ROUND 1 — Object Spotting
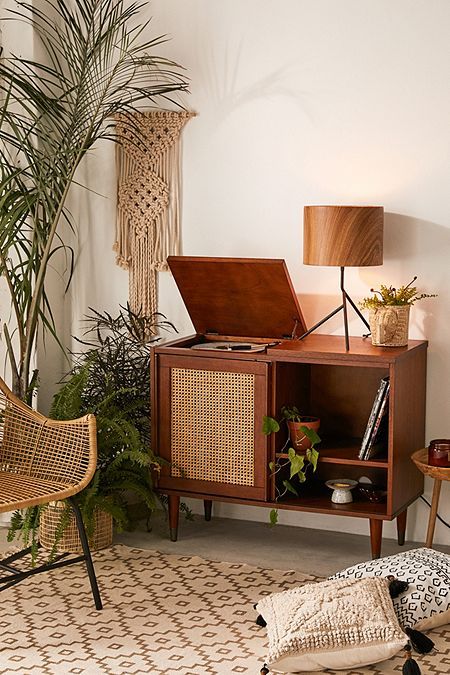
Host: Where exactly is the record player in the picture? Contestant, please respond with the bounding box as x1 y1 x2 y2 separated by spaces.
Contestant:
162 255 307 351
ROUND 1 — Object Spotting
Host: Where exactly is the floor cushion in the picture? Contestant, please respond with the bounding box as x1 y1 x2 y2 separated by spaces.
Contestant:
256 576 406 672
330 547 450 631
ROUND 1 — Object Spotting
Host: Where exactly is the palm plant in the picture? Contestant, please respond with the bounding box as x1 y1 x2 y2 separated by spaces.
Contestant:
0 0 188 401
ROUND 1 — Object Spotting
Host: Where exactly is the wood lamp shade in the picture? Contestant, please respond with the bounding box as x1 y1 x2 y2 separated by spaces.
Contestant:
300 205 384 351
303 206 384 267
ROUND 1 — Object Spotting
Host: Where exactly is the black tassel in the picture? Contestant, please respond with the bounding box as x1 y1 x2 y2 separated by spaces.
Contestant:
402 643 421 674
256 614 267 627
387 575 409 598
260 664 269 674
404 626 435 654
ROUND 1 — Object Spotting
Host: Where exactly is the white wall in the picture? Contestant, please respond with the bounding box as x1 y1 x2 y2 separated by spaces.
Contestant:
63 1 450 543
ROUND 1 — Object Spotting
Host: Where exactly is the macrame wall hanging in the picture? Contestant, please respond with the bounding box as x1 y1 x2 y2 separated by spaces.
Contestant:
114 110 195 317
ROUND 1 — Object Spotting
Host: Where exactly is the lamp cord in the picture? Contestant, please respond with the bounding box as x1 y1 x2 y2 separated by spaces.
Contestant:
420 495 450 529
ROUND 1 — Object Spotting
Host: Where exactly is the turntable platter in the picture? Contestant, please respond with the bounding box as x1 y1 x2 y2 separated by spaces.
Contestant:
191 341 267 353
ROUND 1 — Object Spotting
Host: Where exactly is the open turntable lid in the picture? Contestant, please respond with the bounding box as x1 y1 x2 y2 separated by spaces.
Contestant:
167 256 307 339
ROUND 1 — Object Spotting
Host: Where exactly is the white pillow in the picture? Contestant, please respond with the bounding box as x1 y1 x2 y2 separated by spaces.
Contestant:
256 576 405 672
330 547 450 631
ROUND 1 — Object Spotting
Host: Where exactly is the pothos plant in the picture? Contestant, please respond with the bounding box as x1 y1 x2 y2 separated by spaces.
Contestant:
262 411 321 526
360 276 436 310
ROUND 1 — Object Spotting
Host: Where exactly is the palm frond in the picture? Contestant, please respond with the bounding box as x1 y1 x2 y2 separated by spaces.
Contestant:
0 0 187 398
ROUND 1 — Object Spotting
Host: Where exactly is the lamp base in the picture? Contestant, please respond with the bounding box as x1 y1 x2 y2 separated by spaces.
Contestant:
299 267 370 351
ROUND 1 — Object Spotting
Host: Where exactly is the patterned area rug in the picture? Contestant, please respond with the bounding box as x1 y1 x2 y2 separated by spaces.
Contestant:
0 544 449 674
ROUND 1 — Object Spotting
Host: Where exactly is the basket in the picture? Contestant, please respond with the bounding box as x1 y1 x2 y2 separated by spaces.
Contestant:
369 305 410 347
40 501 113 553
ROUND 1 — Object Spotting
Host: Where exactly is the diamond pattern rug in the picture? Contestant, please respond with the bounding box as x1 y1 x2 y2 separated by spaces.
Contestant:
0 544 449 674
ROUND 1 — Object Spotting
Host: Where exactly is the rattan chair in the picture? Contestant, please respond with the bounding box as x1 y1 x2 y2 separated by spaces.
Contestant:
0 376 102 609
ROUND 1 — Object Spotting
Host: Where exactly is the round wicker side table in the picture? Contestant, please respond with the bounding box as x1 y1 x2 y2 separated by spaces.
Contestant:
412 448 450 548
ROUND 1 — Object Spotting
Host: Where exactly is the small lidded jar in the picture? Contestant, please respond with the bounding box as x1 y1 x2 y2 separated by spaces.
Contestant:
428 439 450 467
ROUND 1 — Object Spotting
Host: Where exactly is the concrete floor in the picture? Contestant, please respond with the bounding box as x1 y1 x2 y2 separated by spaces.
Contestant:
2 512 449 577
117 512 450 577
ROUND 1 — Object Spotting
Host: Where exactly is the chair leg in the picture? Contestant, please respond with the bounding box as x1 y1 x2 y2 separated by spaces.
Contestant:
69 498 103 610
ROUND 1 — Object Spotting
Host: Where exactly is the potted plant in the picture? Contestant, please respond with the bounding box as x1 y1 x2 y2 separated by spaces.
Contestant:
280 405 320 451
262 409 321 525
360 277 436 347
8 305 174 559
0 0 187 401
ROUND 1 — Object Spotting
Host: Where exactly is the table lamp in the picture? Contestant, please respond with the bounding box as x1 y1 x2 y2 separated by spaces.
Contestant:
300 205 384 350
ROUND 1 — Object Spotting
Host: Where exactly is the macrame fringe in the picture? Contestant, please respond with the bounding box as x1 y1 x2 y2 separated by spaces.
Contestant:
129 227 157 319
115 110 195 317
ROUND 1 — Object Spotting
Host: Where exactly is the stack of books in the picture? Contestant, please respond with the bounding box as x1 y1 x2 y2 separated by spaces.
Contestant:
358 376 390 460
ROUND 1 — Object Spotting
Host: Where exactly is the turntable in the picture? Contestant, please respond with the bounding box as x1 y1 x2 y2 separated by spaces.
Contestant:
165 255 306 344
191 341 268 353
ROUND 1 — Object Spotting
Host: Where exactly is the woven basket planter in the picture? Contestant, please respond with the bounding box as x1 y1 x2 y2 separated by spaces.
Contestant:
369 305 410 347
40 502 113 553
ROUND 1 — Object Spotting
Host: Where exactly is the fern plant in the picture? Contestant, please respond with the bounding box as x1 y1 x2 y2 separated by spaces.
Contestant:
8 305 174 557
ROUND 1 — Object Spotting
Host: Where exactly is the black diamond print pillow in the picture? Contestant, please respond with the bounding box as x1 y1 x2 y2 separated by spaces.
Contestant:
330 547 450 631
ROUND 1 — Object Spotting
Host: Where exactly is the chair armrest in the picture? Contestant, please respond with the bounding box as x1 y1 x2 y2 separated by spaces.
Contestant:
0 378 97 491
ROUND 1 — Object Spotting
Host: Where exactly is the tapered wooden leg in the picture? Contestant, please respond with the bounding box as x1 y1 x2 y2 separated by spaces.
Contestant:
168 495 180 542
369 518 383 559
396 509 407 546
426 479 442 548
204 500 212 521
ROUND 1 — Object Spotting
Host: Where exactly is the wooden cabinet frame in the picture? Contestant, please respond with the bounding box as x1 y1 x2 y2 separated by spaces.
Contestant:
152 335 427 558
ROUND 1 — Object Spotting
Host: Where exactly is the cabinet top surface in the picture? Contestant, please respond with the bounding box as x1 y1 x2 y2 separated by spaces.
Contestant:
154 333 428 364
268 334 428 361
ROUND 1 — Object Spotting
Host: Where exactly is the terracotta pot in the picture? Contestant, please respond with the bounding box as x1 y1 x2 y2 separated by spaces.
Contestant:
287 418 320 451
369 305 410 347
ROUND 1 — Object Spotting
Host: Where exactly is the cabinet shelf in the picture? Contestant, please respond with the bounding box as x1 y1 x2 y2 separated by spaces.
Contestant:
275 493 388 517
274 474 388 517
319 439 388 467
276 438 388 467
